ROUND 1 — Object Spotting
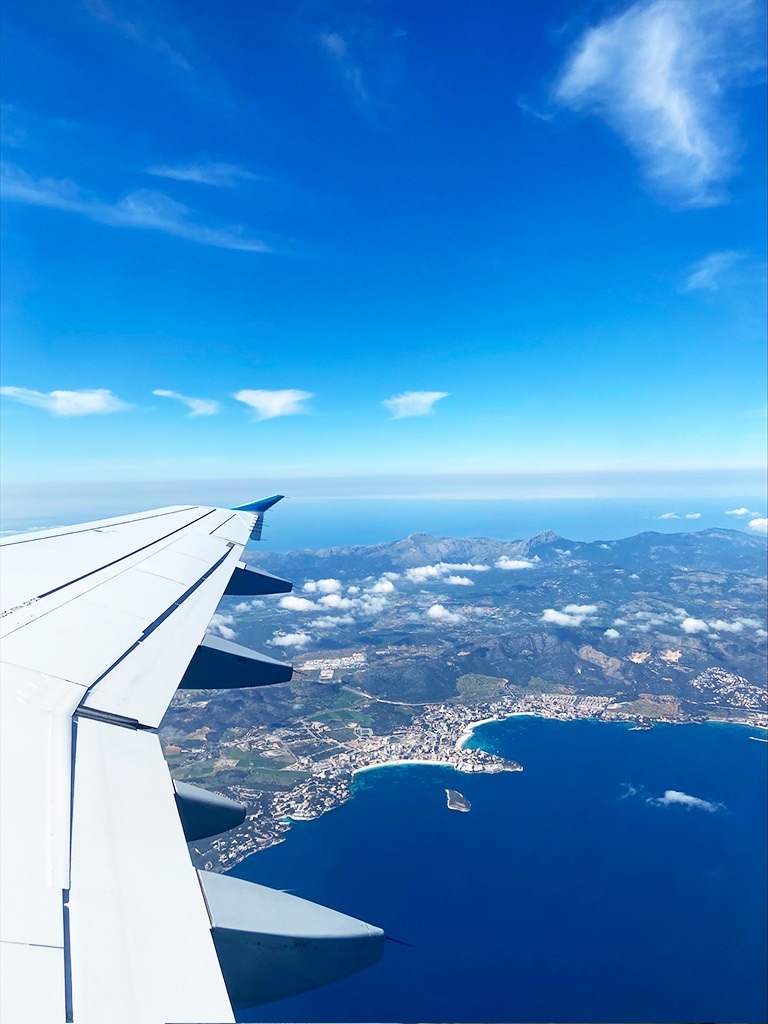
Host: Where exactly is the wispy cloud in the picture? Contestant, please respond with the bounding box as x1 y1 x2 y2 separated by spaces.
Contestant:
553 0 765 206
684 250 744 291
657 511 701 520
0 386 131 416
84 0 191 72
234 389 314 420
383 391 450 419
152 389 219 416
622 782 724 812
146 161 258 188
1 163 271 252
650 789 723 812
725 506 760 517
320 32 368 105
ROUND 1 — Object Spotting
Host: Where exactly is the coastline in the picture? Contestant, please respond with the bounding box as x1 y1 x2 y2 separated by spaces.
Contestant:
353 758 458 775
456 711 539 750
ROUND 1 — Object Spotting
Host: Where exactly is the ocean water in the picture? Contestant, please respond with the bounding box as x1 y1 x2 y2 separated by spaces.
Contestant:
2 495 765 548
232 718 767 1023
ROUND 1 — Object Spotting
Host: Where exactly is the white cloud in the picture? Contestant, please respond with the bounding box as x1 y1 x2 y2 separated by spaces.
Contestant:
367 579 395 594
543 604 598 627
303 578 342 594
382 391 450 419
658 512 679 520
84 0 191 71
0 386 131 416
270 632 312 648
320 32 368 105
207 613 236 641
725 506 759 517
147 161 258 188
381 571 400 581
650 789 722 812
313 614 356 629
554 0 764 207
445 575 474 586
684 512 702 519
684 250 744 291
495 556 535 570
564 604 598 615
406 561 489 583
318 593 355 610
709 619 744 633
234 389 314 420
279 595 319 613
426 603 464 625
1 163 271 252
604 628 621 639
681 616 709 633
747 517 768 535
152 389 219 416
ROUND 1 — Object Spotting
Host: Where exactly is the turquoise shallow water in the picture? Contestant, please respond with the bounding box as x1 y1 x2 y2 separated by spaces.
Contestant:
233 719 768 1023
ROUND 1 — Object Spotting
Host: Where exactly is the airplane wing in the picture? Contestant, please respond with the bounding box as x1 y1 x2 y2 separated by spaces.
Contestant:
0 498 384 1024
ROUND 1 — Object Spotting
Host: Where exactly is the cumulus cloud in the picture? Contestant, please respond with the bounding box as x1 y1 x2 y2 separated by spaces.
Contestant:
542 604 598 627
152 388 219 416
495 556 535 570
684 512 702 519
565 604 598 615
709 619 743 633
553 0 765 207
1 163 271 252
650 790 723 812
0 386 131 416
279 595 319 613
445 575 474 586
406 562 489 583
684 250 744 291
270 632 311 648
313 614 356 630
303 578 342 594
725 507 760 517
147 161 258 188
747 517 768 535
426 603 464 625
207 613 236 641
234 389 314 420
681 616 709 633
604 628 621 639
318 593 355 610
658 512 679 519
367 578 395 594
382 391 449 419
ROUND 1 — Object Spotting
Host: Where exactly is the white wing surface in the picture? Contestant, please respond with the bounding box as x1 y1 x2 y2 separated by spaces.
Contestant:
0 498 384 1024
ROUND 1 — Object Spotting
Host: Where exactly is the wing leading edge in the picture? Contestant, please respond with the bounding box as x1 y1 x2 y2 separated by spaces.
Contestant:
0 497 384 1024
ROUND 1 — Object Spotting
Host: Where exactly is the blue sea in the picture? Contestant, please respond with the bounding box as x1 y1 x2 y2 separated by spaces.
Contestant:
232 718 767 1023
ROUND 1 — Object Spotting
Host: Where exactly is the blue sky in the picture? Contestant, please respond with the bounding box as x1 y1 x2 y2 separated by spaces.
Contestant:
1 0 766 502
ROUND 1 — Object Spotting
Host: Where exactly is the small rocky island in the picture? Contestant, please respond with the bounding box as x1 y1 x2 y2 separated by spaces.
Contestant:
446 788 471 812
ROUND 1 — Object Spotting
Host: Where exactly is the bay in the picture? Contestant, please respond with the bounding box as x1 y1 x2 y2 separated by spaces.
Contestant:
233 718 767 1023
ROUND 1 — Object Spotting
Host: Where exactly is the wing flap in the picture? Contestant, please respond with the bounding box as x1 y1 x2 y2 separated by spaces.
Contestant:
68 718 234 1024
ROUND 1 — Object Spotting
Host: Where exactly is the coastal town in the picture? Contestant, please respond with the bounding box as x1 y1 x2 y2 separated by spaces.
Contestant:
181 688 767 872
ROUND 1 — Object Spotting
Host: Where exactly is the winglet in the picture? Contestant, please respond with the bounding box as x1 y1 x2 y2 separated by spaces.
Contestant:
232 494 284 513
